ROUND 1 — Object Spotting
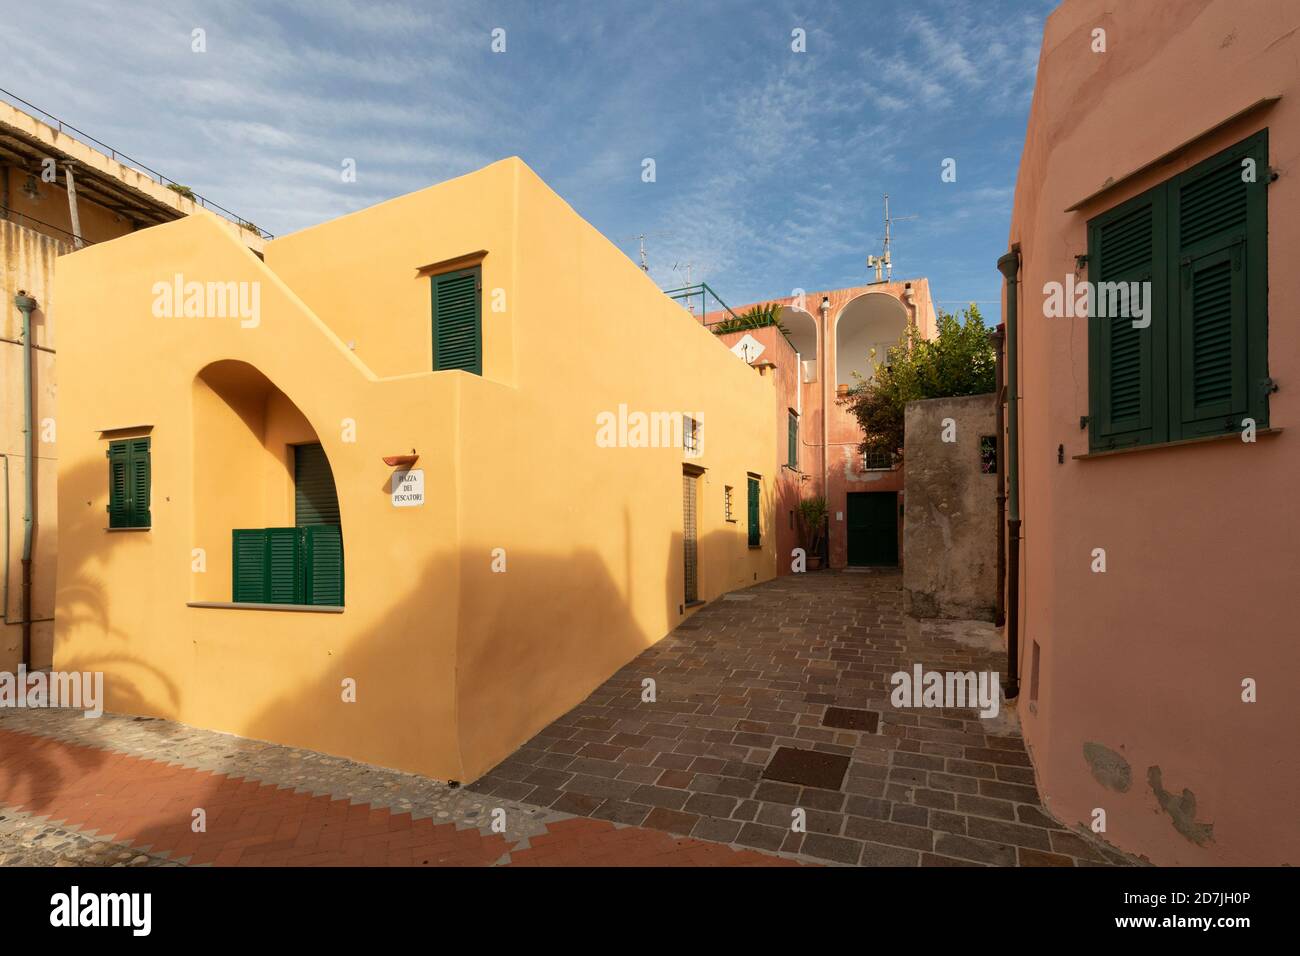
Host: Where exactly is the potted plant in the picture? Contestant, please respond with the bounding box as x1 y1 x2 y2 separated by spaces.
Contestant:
798 495 828 570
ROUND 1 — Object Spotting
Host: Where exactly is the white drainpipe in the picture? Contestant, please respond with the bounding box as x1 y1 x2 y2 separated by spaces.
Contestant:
819 295 830 499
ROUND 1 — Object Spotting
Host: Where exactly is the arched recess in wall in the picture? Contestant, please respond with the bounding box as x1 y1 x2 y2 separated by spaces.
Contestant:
780 306 818 381
833 292 910 389
191 360 344 607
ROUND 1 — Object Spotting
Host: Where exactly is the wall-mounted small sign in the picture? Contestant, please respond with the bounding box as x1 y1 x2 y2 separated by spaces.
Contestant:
391 469 425 507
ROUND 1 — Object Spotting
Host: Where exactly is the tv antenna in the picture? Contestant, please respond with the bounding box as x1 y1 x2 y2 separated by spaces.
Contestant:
620 232 673 273
867 193 917 282
671 260 694 286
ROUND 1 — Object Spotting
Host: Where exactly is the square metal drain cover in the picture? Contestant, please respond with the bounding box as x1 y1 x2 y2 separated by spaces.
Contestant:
822 707 879 733
762 747 849 790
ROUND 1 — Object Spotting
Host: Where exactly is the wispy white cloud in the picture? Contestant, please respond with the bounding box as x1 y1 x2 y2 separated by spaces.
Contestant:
862 3 1045 113
1 0 1048 307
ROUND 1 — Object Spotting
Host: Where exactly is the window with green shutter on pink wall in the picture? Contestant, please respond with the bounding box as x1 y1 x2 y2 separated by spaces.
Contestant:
1086 130 1270 452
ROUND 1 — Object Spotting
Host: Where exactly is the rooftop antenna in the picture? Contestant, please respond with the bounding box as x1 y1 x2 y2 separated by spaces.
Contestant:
671 261 696 314
868 193 917 282
619 232 673 273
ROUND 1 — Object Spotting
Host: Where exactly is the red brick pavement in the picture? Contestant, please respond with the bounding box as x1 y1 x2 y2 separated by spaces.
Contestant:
0 728 800 867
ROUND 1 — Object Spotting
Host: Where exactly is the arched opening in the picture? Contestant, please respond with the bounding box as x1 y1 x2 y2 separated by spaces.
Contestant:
192 360 343 606
834 292 910 388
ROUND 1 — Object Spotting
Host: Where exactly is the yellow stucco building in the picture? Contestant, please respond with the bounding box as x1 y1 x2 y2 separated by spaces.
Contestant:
53 157 779 783
1 94 263 674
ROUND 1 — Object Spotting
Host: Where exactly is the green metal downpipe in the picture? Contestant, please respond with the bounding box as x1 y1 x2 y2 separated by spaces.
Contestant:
996 249 1021 700
14 290 36 668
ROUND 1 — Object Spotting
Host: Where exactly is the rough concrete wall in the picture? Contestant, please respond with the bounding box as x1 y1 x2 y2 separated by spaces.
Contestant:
902 393 997 620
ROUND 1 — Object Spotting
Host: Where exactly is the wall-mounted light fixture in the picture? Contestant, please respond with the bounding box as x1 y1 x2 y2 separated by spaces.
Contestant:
382 450 419 467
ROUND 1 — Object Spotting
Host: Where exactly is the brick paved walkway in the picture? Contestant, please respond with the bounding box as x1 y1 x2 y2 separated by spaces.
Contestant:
0 571 1133 867
0 715 797 867
471 571 1138 866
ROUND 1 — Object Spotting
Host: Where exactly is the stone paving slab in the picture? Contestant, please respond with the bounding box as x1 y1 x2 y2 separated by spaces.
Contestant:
0 571 1138 867
471 571 1143 867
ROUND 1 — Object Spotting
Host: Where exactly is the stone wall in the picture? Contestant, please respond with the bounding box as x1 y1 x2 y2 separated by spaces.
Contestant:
902 393 997 620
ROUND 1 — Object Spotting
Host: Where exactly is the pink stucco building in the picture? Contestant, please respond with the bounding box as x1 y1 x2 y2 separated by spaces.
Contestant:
708 280 939 573
998 0 1299 865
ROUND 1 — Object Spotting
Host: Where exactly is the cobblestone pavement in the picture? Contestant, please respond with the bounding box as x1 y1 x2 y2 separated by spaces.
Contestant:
471 571 1141 867
0 571 1134 867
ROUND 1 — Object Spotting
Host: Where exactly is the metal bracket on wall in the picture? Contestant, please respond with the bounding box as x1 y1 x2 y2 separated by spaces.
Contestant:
1079 415 1090 430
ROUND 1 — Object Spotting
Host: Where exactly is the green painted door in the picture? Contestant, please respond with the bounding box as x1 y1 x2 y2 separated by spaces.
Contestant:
846 492 897 567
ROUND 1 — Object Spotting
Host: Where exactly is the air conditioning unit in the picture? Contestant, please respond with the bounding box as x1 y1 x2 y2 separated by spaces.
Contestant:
801 360 818 383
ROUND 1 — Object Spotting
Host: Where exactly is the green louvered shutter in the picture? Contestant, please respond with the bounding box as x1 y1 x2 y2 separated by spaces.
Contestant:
232 529 268 603
432 266 482 374
107 441 130 528
128 438 151 527
787 412 798 468
1087 193 1167 451
1168 130 1268 439
747 476 761 547
106 438 151 527
303 525 344 606
266 528 303 604
294 443 340 525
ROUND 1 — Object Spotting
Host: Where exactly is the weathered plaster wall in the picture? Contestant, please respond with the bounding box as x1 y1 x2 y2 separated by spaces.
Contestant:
1005 0 1300 865
0 221 63 669
902 394 997 620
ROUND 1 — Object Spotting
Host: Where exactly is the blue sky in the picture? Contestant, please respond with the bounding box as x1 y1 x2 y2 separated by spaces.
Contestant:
2 0 1055 313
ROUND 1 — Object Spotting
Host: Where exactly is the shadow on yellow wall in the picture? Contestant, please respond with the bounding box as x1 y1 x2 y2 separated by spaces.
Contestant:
49 436 764 788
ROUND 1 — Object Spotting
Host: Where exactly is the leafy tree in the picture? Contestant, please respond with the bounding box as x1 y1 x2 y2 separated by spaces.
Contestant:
839 304 996 464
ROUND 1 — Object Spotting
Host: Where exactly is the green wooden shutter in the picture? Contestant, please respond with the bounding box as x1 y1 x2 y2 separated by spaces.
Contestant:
107 441 130 528
294 443 340 526
1087 193 1167 450
432 266 482 374
747 477 760 547
266 528 302 604
787 412 798 468
1175 247 1246 435
128 438 151 527
303 525 344 606
232 529 268 603
1167 130 1268 438
106 438 150 527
